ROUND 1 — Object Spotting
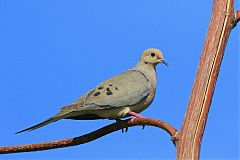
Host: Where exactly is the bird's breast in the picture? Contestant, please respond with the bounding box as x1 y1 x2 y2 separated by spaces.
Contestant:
129 82 156 114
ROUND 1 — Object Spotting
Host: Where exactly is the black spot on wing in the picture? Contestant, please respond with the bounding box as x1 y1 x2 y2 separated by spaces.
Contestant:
109 84 113 86
106 91 113 95
106 87 111 92
94 92 101 96
115 87 118 90
98 86 104 90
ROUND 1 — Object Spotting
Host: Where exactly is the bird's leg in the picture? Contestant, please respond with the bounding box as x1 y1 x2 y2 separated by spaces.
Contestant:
128 111 145 122
128 111 145 129
115 119 128 133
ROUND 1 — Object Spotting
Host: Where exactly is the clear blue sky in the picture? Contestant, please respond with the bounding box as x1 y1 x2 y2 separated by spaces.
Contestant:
0 0 239 159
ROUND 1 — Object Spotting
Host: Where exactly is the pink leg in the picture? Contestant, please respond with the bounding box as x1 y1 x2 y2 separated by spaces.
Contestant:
128 111 145 123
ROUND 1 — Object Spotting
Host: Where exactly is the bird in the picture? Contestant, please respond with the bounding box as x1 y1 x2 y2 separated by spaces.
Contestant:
16 48 167 134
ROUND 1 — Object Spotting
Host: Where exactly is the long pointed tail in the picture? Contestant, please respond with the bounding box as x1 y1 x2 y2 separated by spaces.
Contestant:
15 115 63 134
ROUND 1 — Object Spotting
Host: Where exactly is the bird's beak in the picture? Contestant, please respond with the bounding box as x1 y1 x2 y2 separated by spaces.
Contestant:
160 59 168 66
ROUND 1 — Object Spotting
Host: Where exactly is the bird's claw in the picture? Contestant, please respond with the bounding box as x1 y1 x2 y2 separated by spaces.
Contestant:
121 127 128 133
115 119 129 133
130 117 145 130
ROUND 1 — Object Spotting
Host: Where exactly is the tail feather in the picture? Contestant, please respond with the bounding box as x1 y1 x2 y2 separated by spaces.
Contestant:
15 116 63 134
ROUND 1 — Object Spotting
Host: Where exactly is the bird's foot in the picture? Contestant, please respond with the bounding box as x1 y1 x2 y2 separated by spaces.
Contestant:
128 111 145 123
128 111 146 129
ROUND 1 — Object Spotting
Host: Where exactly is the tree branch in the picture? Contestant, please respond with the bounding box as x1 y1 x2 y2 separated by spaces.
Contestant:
0 117 177 154
176 0 236 159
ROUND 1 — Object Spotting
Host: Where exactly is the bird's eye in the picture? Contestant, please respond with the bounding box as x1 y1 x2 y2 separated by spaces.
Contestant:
150 53 155 57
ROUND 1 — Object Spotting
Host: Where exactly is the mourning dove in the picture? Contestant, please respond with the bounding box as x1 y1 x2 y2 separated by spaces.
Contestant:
16 48 167 134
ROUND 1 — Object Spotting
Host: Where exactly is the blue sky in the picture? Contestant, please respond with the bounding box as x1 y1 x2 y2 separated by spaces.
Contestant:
0 0 239 159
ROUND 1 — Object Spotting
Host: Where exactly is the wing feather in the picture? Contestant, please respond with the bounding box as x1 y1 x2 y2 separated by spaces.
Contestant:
84 70 149 109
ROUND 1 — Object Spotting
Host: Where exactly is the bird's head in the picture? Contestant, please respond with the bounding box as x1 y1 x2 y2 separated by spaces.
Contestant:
140 48 168 66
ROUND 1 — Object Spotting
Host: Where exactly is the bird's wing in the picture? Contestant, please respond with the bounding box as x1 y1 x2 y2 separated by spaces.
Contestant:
83 70 149 109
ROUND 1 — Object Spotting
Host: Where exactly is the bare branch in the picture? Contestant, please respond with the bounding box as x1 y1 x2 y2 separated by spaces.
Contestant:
176 0 236 159
0 117 177 154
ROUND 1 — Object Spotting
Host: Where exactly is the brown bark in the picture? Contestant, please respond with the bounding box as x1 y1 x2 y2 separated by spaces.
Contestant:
0 118 176 154
176 0 236 159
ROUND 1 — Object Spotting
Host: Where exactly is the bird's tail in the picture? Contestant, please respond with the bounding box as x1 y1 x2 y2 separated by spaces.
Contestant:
15 114 65 134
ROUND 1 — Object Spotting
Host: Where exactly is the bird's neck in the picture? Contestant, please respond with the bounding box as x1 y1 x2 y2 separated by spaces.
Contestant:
133 61 157 88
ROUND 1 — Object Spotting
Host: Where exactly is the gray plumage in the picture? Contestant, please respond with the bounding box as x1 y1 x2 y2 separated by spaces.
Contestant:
16 48 167 134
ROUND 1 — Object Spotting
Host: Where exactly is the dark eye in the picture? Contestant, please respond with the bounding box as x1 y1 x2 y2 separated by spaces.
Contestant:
150 53 155 57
